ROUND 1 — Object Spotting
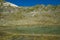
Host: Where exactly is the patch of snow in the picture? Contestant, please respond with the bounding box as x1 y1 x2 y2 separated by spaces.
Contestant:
3 2 19 7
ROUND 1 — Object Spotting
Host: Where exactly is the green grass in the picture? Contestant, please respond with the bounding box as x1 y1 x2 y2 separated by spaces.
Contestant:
0 25 60 34
0 25 60 40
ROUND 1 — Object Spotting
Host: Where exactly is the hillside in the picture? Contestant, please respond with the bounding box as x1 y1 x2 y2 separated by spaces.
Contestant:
0 2 60 40
0 4 60 26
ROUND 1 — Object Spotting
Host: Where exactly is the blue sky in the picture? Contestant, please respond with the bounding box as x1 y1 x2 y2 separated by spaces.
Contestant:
6 0 60 6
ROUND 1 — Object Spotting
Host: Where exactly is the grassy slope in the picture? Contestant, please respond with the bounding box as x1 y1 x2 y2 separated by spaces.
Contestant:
0 12 60 26
0 5 60 26
0 5 60 40
0 25 60 40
